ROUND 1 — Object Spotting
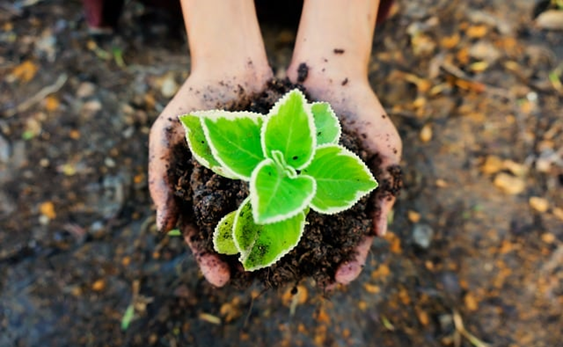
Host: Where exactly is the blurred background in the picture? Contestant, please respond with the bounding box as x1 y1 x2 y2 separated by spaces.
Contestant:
0 0 562 346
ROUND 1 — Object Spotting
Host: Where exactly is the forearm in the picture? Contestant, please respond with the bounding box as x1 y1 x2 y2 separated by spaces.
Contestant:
180 0 268 73
291 0 380 79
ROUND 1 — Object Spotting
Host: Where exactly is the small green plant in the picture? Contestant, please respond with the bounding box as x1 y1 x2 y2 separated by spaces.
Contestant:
179 89 378 271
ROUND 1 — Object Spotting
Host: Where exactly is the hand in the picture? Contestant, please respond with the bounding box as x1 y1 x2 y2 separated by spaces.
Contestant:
295 78 403 285
287 0 403 287
148 72 271 287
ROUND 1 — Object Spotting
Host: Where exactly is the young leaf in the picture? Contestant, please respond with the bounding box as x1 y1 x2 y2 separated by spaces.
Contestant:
232 198 255 253
233 199 306 271
213 210 238 255
202 111 265 180
167 229 182 237
179 114 237 178
121 304 135 331
310 102 341 145
250 158 316 224
262 89 316 170
303 144 378 214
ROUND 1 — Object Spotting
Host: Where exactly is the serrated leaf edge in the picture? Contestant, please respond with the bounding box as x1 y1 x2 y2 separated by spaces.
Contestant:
232 197 255 255
261 89 317 170
200 111 265 181
240 211 307 272
309 101 342 145
212 210 239 255
308 144 378 215
179 113 239 179
250 158 317 224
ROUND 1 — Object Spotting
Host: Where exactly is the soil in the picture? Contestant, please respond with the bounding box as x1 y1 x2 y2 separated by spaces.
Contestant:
172 79 383 288
1 1 562 347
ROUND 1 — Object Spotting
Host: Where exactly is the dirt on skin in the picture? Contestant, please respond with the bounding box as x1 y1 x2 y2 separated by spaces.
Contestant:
1 1 563 346
172 79 396 288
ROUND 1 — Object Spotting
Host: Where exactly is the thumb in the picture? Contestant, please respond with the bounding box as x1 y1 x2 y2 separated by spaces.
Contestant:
148 115 183 232
182 223 231 287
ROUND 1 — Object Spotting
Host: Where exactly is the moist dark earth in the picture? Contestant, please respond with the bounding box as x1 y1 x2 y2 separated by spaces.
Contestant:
1 1 563 346
172 80 381 289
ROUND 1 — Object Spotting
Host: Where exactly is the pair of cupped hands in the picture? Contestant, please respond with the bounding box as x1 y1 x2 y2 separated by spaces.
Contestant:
148 63 402 288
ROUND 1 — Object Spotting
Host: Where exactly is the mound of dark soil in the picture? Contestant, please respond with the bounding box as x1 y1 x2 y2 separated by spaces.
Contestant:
172 79 379 288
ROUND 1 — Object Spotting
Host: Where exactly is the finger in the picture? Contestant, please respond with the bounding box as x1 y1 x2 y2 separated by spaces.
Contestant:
370 145 402 236
148 115 182 232
182 224 231 287
334 235 373 285
373 194 396 236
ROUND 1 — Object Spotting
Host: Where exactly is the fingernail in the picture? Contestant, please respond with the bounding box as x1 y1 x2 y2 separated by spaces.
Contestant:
335 261 361 285
199 254 230 287
376 217 388 236
156 210 164 231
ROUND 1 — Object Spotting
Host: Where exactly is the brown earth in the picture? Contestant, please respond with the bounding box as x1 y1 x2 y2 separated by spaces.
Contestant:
172 79 382 289
1 0 562 346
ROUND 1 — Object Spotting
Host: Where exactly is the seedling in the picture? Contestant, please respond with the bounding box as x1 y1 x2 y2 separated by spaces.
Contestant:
179 89 378 271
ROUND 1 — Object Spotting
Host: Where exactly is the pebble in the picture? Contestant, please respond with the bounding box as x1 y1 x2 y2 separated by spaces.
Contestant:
89 221 106 238
464 292 479 311
535 10 563 30
529 197 549 213
412 223 434 249
122 126 134 139
541 233 556 244
92 279 106 292
493 173 525 195
407 210 421 223
81 100 102 117
35 29 57 62
481 155 503 174
536 148 562 173
469 41 501 63
76 82 96 98
38 214 50 226
39 201 56 219
104 157 116 168
503 160 527 177
419 124 432 143
553 207 563 221
39 158 50 167
467 10 513 35
435 179 448 188
159 73 179 98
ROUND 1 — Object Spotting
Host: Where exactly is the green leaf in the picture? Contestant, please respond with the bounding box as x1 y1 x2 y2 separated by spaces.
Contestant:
250 159 315 224
232 198 255 252
303 144 378 214
167 229 182 237
262 89 316 170
202 111 265 180
233 198 306 271
213 211 238 255
178 113 237 179
121 304 135 331
310 102 341 145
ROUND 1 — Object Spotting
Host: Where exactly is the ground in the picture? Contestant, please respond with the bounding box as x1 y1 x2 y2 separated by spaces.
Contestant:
1 0 562 346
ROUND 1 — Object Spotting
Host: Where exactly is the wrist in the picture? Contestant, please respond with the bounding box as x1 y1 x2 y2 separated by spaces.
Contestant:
287 58 369 91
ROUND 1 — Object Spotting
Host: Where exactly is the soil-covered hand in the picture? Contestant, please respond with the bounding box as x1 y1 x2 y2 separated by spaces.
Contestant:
286 0 403 287
296 79 403 286
148 72 270 287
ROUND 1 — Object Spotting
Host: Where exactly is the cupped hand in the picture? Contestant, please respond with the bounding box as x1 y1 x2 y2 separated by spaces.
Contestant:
148 71 271 287
300 80 403 286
